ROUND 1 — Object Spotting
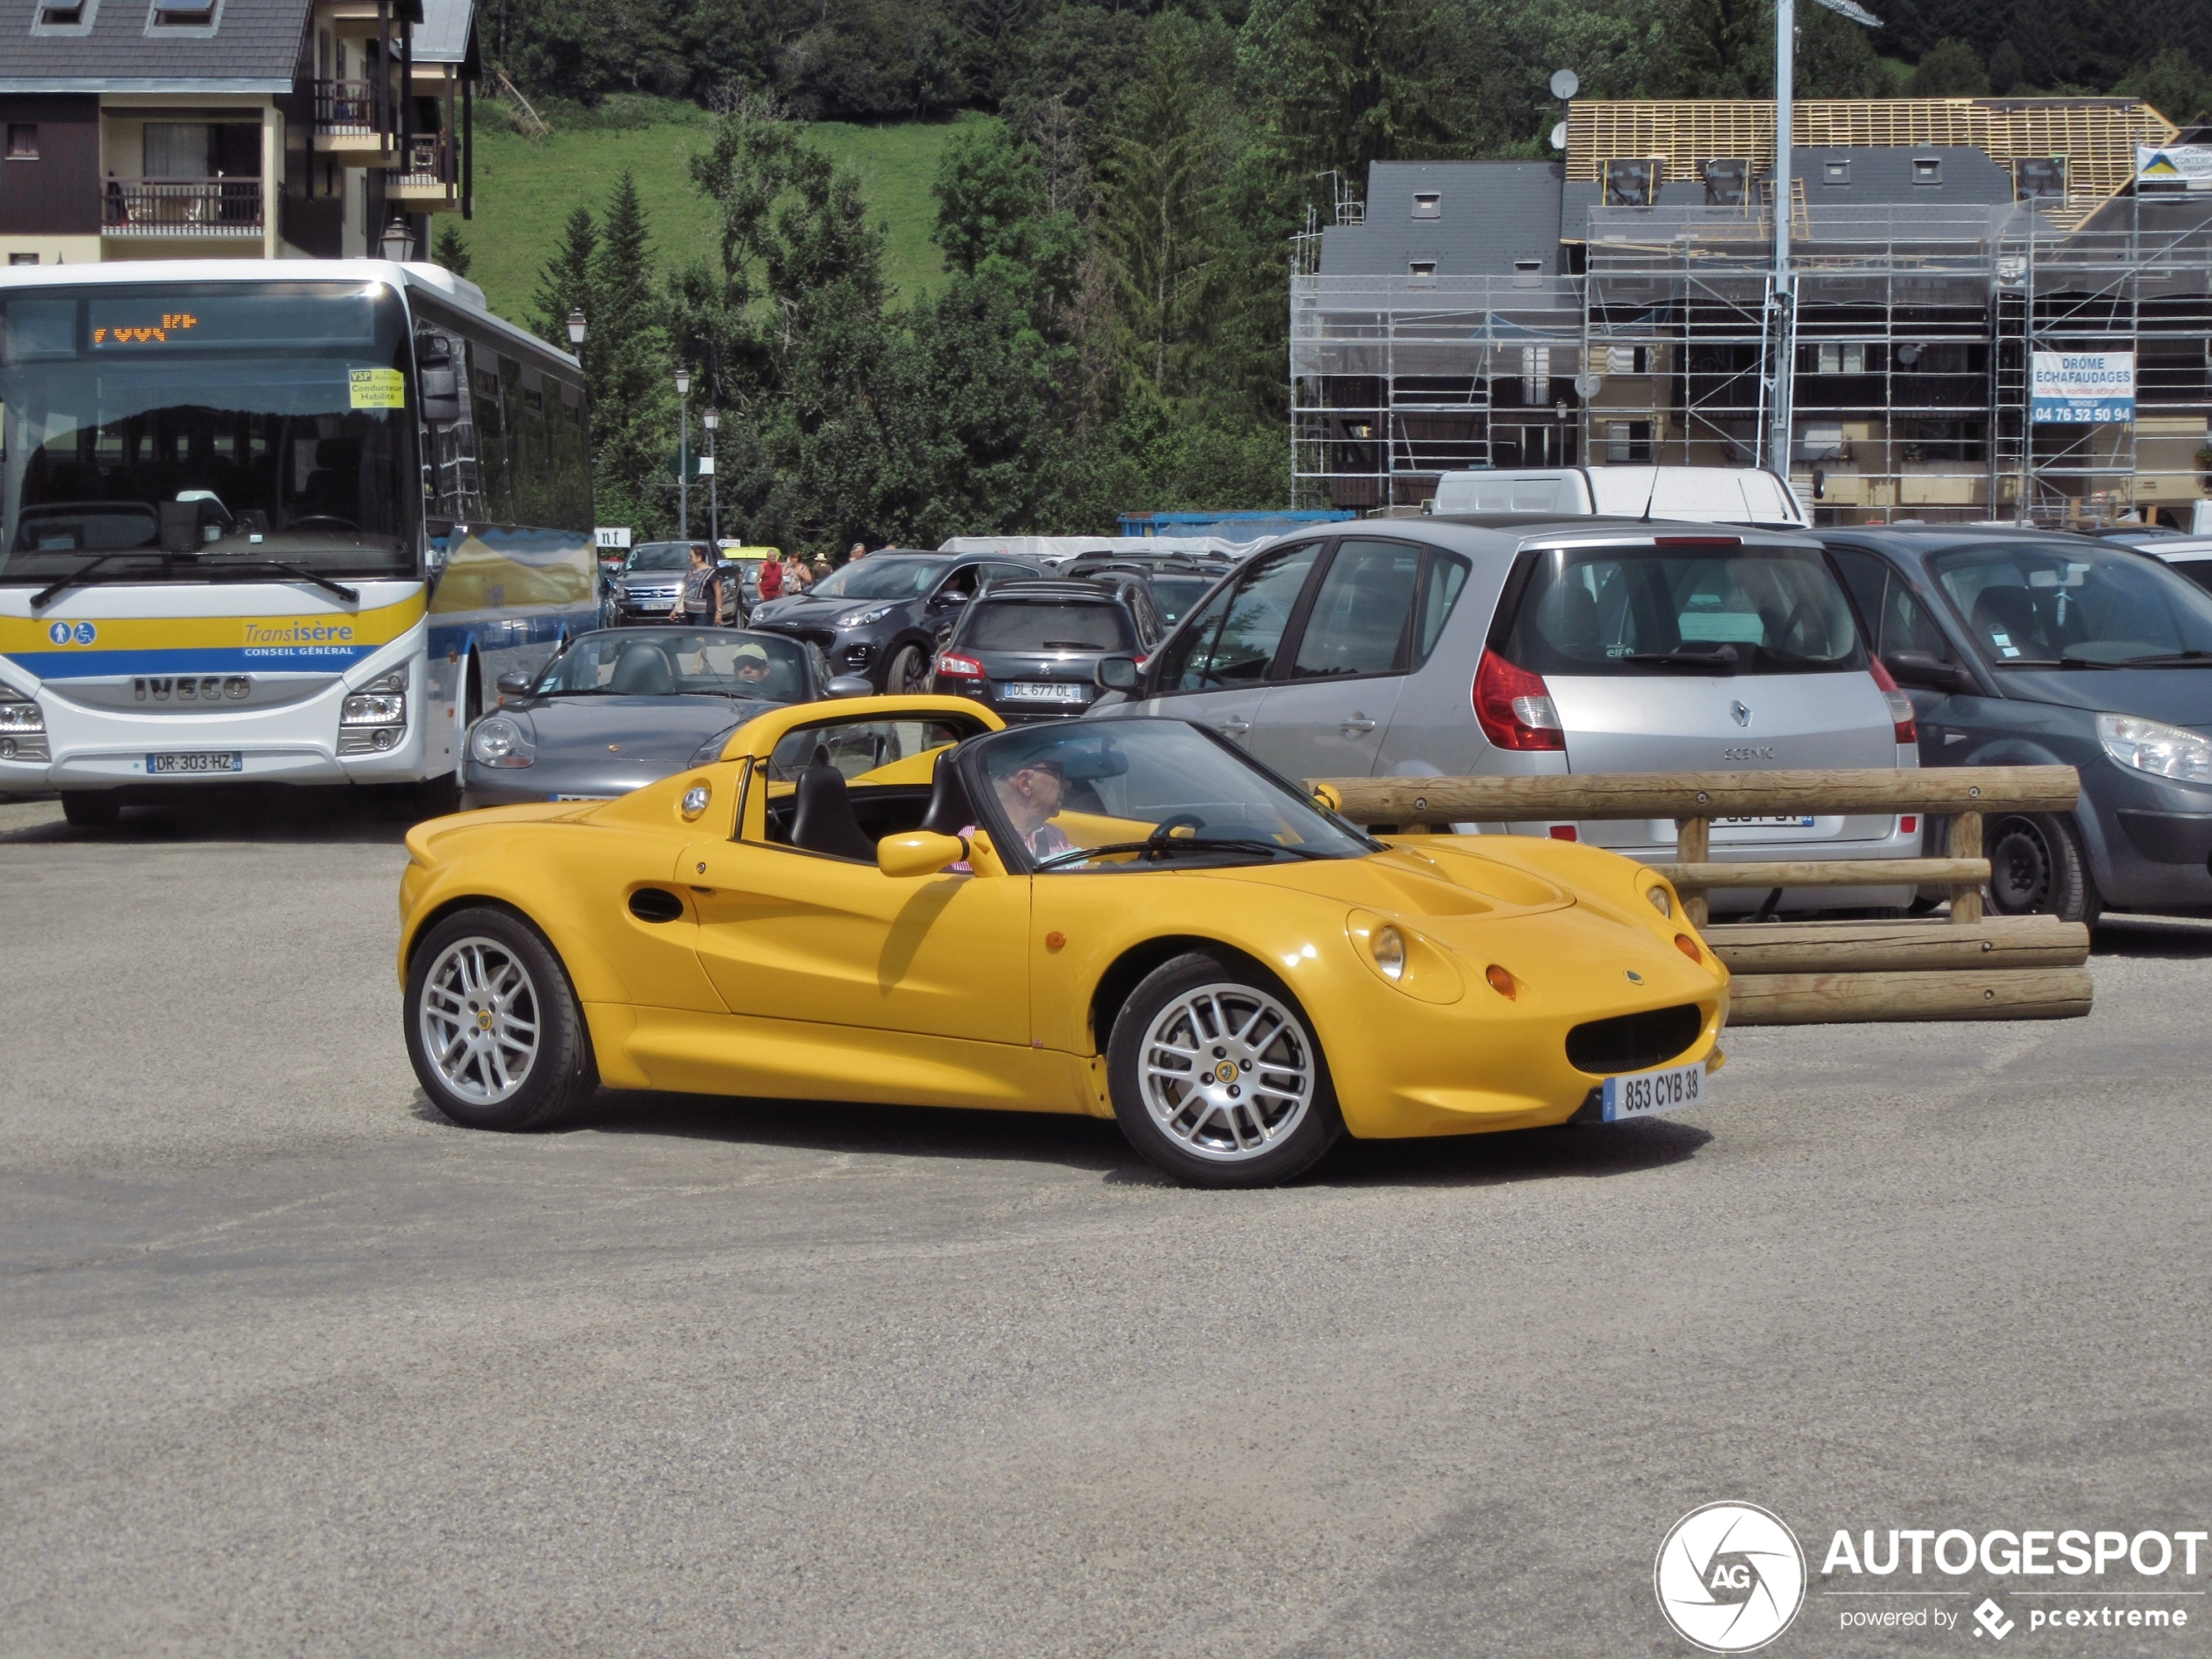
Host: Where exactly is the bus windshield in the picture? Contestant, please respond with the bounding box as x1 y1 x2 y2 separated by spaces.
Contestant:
0 280 419 583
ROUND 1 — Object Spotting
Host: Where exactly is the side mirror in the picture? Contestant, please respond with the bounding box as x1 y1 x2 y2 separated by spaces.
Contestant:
496 670 536 699
420 364 462 425
930 588 969 608
1885 650 1972 695
1095 656 1141 692
877 830 967 879
826 675 874 699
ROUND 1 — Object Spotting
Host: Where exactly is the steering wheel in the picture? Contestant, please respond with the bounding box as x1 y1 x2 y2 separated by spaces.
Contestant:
288 515 359 533
1148 813 1205 844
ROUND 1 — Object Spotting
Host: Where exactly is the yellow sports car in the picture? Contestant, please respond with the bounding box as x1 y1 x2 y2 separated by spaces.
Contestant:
398 695 1728 1187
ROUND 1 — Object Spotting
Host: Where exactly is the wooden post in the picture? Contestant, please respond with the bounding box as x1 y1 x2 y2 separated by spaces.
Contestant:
1949 811 1984 924
1675 815 1710 926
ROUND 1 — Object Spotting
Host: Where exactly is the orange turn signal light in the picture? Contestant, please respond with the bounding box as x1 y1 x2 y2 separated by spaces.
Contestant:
1485 964 1516 999
1674 933 1703 962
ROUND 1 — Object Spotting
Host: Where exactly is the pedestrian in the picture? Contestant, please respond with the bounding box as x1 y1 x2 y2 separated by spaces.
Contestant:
784 554 811 591
673 542 722 626
847 541 867 563
757 551 784 604
811 556 831 583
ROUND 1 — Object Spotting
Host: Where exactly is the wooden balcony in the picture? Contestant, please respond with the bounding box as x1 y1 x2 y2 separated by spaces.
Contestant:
386 131 460 209
313 78 395 159
101 178 262 238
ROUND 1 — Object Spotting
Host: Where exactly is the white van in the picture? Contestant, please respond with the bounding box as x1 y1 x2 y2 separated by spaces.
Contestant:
1429 466 1808 528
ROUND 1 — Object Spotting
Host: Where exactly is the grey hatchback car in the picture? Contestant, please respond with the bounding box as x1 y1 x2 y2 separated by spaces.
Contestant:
1090 516 1923 915
1821 526 2212 922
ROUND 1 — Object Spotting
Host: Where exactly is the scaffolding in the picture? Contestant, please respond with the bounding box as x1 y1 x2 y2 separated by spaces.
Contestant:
1291 99 2212 525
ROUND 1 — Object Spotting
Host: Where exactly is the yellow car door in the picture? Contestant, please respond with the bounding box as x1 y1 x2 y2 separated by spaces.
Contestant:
680 836 1031 1046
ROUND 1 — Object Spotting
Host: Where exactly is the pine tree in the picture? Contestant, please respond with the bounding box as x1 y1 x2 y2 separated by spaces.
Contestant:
529 205 597 353
432 220 473 280
587 172 679 538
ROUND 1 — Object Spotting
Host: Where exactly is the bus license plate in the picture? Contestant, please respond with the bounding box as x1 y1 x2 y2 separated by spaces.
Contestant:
147 751 242 775
1601 1060 1707 1123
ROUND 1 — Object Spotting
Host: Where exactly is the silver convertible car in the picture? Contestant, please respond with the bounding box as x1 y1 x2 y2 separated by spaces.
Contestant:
461 627 835 808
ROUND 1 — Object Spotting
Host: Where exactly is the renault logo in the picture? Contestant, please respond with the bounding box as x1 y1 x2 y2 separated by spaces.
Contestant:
1730 699 1751 728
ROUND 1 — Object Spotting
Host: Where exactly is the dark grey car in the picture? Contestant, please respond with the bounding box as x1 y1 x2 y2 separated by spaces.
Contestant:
928 580 1148 722
461 627 826 808
1822 527 2212 921
747 552 1042 692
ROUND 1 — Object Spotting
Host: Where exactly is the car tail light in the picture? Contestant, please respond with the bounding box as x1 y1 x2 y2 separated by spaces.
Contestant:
1867 657 1918 744
1474 650 1564 752
1900 815 1918 835
1547 824 1577 841
936 651 984 679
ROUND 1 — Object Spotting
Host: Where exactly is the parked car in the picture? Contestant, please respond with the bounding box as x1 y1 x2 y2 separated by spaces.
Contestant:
609 541 750 624
2100 530 2212 596
1819 525 2212 922
1062 554 1232 632
748 550 1042 692
1428 465 1809 528
460 626 842 808
1089 517 1922 915
930 580 1151 722
401 698 1728 1186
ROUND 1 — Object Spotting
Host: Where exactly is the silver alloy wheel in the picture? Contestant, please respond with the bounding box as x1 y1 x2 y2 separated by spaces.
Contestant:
418 935 542 1105
1136 981 1316 1161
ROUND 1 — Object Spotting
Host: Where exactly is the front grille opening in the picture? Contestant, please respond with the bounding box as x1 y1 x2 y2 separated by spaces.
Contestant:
1566 1003 1703 1074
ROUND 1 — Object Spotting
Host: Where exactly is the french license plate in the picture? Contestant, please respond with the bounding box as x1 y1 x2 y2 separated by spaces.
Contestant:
1601 1059 1708 1123
147 751 242 774
1715 814 1816 828
1003 682 1088 703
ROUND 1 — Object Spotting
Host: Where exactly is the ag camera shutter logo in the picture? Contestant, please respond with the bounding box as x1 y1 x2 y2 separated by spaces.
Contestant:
1654 1501 1807 1652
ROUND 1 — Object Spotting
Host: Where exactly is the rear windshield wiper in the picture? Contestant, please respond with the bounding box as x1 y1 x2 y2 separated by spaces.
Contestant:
200 557 359 604
1035 836 1327 870
1618 645 1741 671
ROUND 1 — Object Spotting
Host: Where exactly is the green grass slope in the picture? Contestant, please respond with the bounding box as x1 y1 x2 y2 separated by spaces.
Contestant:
458 106 971 333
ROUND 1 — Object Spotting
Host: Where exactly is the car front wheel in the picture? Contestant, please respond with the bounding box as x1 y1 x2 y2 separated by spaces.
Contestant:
1106 952 1344 1187
404 907 597 1130
1985 811 2101 925
883 643 930 695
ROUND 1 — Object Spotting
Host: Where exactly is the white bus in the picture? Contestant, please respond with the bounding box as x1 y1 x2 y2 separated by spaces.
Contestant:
0 260 597 825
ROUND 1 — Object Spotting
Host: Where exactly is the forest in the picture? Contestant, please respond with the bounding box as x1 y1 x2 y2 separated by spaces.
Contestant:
448 0 2212 551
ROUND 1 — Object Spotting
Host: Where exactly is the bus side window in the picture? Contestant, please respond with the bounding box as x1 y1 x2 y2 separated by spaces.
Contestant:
552 375 589 531
470 350 510 523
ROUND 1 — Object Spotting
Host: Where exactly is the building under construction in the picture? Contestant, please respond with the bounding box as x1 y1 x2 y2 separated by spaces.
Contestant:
1291 98 2212 526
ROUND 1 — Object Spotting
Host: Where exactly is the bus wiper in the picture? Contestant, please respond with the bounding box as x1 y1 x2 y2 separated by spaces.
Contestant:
30 552 157 609
201 557 359 604
1620 645 1741 671
1035 836 1325 869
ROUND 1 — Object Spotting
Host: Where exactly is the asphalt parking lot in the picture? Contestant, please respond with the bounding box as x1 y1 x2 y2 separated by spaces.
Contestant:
2 790 2208 1658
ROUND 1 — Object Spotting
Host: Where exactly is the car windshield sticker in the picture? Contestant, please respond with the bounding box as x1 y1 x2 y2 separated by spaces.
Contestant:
349 368 405 409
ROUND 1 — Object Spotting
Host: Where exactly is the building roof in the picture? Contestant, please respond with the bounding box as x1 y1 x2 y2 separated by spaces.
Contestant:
1318 161 1564 279
412 0 473 64
0 0 435 93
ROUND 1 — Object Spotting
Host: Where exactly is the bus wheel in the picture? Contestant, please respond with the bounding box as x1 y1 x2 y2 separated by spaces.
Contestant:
60 792 121 830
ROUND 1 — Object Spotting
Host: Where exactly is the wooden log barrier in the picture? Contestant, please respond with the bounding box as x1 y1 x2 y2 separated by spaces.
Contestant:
1307 765 2091 1024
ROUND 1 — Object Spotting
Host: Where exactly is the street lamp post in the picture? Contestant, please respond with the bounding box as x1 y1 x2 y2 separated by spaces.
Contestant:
702 406 719 546
674 366 691 541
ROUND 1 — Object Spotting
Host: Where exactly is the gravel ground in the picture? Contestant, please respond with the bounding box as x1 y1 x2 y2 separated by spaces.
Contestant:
1 792 2206 1657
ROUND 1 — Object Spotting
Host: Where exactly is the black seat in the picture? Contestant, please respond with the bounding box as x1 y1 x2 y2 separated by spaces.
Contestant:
789 751 877 861
918 749 975 836
610 644 675 696
1971 587 2043 657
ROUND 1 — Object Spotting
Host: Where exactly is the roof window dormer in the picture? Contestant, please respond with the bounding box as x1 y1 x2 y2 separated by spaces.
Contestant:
146 0 219 30
1412 191 1441 219
30 0 98 34
1912 154 1942 185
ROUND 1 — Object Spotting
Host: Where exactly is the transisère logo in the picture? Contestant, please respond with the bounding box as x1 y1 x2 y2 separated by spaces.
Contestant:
1655 1501 1808 1653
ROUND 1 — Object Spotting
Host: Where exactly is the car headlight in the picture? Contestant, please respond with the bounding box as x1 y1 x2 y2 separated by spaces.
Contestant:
1371 924 1406 981
2097 711 2212 783
469 714 536 768
341 668 408 726
838 606 895 627
1643 881 1673 918
689 726 739 767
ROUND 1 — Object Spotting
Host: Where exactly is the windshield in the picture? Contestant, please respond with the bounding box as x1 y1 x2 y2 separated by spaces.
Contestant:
968 718 1375 871
1148 575 1217 626
1930 542 2212 665
1501 543 1864 675
962 599 1133 651
1 281 418 582
806 556 945 600
626 543 694 571
534 630 812 701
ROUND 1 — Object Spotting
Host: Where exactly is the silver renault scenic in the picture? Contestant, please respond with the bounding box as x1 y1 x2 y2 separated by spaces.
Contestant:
1089 515 1923 914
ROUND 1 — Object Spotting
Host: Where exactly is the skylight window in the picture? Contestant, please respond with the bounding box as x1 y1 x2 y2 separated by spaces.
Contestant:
1412 192 1441 219
1823 158 1851 185
1912 155 1942 185
147 0 219 28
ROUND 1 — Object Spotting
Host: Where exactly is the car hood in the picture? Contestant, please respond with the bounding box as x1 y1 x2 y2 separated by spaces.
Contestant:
753 593 906 626
516 693 779 760
1990 667 2212 730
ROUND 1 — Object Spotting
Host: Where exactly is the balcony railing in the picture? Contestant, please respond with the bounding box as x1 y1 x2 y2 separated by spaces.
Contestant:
314 78 382 137
102 177 262 236
388 130 456 192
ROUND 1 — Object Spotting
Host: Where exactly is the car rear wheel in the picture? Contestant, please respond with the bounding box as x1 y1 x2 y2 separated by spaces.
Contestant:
1106 952 1343 1187
1985 811 2101 925
884 643 929 695
60 792 121 829
405 907 597 1130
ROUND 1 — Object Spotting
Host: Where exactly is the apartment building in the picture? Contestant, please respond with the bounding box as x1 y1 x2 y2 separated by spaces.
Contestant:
1 0 475 266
